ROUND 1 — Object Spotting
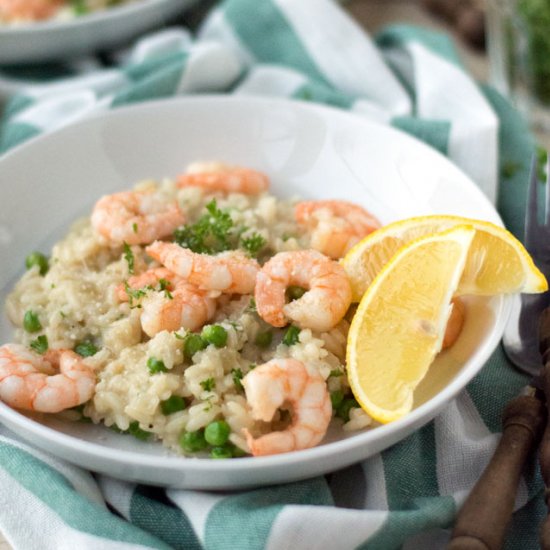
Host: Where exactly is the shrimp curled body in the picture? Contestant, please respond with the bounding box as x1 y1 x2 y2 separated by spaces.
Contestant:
116 267 181 302
140 282 217 337
177 162 269 195
0 0 61 21
146 241 259 294
295 200 381 259
243 358 332 456
0 344 96 413
91 191 185 246
255 250 352 332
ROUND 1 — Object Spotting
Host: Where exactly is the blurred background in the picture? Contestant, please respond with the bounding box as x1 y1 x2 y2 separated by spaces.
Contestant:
353 0 550 147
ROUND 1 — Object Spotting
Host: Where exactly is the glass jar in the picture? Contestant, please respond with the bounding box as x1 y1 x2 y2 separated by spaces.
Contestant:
486 0 550 131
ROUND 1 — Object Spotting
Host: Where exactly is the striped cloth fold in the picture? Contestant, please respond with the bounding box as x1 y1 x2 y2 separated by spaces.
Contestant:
0 0 541 548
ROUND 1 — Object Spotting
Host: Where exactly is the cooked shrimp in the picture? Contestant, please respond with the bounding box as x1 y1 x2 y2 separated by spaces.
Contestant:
177 162 269 195
242 358 331 456
91 191 185 246
295 200 381 259
140 282 217 337
0 344 96 413
115 267 181 302
441 298 465 351
0 0 61 21
146 241 259 294
255 250 352 332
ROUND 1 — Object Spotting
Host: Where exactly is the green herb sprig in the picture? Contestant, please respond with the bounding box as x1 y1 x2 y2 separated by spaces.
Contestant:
123 242 135 274
173 200 267 257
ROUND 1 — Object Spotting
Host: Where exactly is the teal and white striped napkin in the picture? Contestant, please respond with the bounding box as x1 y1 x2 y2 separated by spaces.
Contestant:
0 1 541 548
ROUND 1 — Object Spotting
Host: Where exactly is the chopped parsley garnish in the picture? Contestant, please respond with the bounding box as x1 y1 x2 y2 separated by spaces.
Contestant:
174 200 233 254
132 223 138 234
282 325 301 346
30 335 48 354
124 282 152 308
75 341 98 357
173 199 268 257
158 278 173 299
123 242 135 274
200 377 216 392
240 233 266 257
231 368 244 391
336 397 359 423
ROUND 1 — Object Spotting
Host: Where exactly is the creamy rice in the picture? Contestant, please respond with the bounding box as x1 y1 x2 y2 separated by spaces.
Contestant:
5 176 371 457
1 0 138 25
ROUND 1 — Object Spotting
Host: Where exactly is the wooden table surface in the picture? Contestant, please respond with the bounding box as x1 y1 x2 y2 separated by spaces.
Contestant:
0 1 507 548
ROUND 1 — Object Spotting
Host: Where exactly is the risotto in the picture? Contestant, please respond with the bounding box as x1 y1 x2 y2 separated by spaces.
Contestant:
0 0 137 25
2 163 379 458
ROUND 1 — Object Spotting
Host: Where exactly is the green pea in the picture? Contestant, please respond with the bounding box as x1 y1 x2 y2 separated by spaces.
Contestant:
336 397 359 422
231 445 247 458
201 325 228 348
75 341 98 357
25 252 49 276
179 430 207 453
23 310 42 333
282 325 301 346
128 421 151 441
210 445 233 459
330 390 344 410
147 356 167 374
286 285 306 301
183 333 207 361
254 330 273 348
204 420 230 446
161 396 186 415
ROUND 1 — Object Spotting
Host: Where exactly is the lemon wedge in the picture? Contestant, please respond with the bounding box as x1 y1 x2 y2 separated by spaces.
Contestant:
342 215 548 302
346 226 475 424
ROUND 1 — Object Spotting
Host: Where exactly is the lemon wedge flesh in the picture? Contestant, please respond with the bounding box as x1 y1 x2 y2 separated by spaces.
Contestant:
346 226 475 424
342 215 548 302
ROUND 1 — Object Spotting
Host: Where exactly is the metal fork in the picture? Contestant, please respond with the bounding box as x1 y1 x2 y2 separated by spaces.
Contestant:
449 153 550 550
503 154 550 374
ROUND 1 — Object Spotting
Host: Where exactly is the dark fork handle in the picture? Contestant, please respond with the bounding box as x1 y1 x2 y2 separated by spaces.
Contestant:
538 309 550 548
447 393 545 550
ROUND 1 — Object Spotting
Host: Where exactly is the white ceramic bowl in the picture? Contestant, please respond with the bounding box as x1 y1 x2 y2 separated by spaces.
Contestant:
0 0 198 64
0 96 510 489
